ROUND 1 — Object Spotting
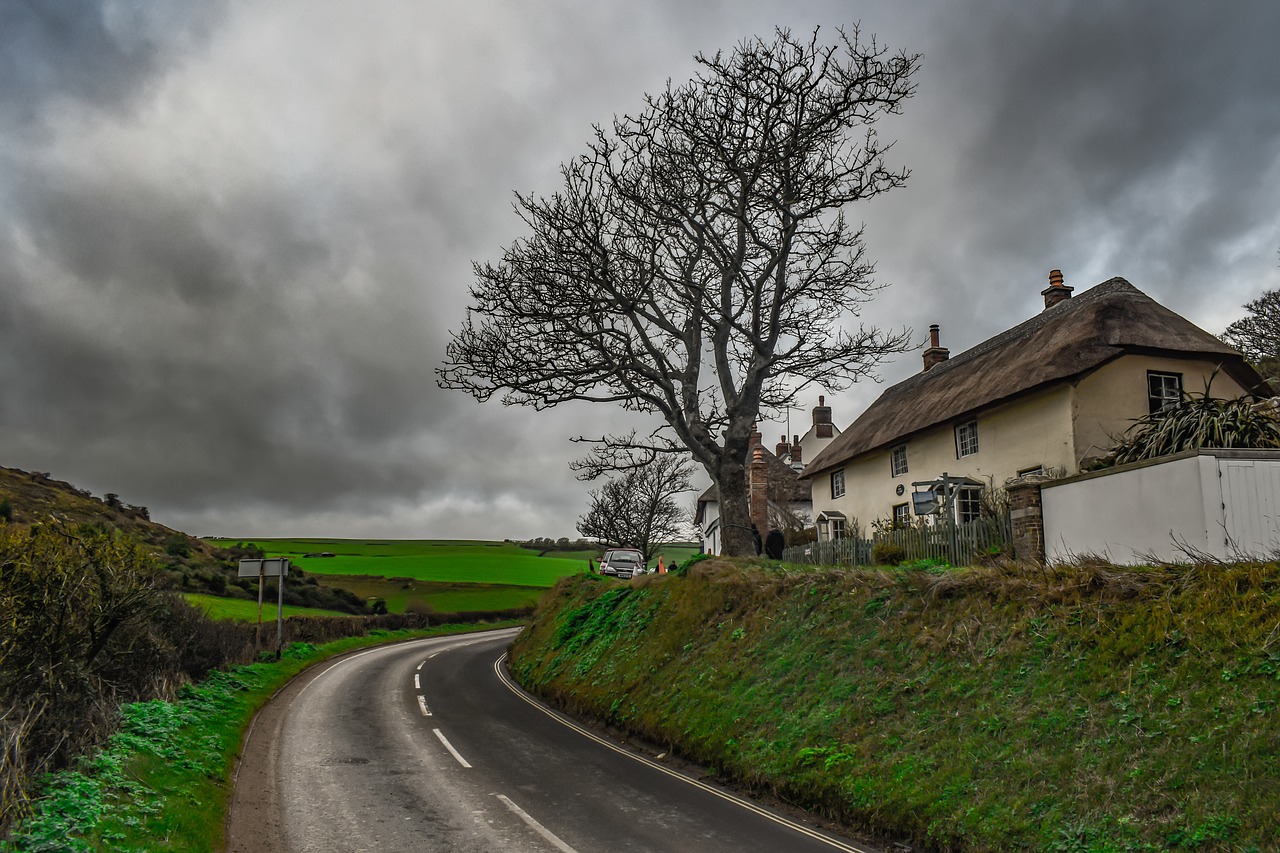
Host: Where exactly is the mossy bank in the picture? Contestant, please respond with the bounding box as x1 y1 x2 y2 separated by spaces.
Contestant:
509 559 1280 852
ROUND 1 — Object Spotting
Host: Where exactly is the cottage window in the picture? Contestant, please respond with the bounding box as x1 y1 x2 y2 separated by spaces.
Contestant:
892 502 911 527
1148 371 1183 413
956 487 982 524
830 518 847 540
831 469 846 499
890 445 908 477
955 420 980 458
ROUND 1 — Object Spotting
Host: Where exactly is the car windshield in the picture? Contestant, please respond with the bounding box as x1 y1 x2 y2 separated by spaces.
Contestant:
607 552 641 562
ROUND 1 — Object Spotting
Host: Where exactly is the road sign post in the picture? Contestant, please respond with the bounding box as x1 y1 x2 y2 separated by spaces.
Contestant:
239 559 290 655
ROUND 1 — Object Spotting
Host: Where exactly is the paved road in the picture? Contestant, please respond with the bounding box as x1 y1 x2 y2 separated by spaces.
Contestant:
241 629 885 852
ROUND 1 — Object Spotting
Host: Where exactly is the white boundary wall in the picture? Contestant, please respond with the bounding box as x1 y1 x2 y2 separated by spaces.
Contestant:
1042 449 1280 563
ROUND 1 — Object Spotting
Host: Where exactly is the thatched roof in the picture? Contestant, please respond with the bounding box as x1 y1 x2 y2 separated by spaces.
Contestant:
805 278 1269 476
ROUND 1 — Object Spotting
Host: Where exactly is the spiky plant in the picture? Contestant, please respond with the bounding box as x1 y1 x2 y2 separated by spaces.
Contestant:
1105 381 1280 467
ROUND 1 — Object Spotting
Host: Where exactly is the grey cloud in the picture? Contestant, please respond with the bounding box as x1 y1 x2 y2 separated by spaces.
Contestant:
3 1 1279 539
0 1 227 133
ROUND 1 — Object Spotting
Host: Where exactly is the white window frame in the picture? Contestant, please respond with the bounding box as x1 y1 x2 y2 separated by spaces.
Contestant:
830 518 847 540
890 445 908 477
955 420 980 458
1148 371 1183 414
831 469 846 499
892 502 911 527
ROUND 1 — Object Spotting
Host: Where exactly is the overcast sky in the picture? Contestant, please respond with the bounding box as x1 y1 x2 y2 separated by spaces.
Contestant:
3 1 1279 540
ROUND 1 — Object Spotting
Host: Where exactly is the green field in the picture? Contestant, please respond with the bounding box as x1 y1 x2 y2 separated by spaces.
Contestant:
209 538 591 587
183 593 351 621
318 576 546 615
203 539 699 615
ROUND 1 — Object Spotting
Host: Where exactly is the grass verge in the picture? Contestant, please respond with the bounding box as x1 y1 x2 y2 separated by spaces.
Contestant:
1 621 521 852
511 558 1280 852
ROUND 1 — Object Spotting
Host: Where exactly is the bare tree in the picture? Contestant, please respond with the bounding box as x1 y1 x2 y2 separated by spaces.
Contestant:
577 456 693 561
439 27 919 555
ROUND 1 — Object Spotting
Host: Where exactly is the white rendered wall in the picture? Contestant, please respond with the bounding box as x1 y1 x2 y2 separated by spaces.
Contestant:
1042 450 1280 564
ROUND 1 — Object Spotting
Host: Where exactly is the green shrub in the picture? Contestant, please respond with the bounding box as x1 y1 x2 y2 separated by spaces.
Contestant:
1103 378 1280 467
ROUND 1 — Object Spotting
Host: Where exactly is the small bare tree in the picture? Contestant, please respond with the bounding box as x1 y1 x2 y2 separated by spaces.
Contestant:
577 456 693 562
439 27 919 555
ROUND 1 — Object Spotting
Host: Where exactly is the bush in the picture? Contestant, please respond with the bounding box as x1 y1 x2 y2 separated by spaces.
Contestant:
871 541 905 565
0 527 259 835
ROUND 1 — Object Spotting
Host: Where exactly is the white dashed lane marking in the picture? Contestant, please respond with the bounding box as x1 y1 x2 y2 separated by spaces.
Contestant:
496 794 579 853
433 728 471 768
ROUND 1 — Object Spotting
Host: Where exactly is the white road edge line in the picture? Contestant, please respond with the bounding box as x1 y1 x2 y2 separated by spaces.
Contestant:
433 728 471 767
414 673 421 689
493 654 875 853
416 661 425 671
417 695 432 717
495 794 580 853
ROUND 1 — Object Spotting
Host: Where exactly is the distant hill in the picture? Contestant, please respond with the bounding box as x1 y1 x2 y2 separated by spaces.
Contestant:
0 464 367 613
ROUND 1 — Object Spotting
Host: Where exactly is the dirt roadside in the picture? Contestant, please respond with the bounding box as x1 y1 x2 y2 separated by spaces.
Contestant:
222 659 320 853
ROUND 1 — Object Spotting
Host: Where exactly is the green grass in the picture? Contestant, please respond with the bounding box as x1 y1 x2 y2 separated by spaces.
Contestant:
511 558 1280 851
1 623 521 852
183 592 351 621
208 538 589 587
319 575 546 614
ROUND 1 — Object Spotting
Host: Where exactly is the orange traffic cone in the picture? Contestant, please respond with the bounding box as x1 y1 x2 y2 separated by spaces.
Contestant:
657 556 666 574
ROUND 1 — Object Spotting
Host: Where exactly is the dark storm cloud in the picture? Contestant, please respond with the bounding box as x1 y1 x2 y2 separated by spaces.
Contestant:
0 1 227 132
2 1 1278 538
841 0 1280 397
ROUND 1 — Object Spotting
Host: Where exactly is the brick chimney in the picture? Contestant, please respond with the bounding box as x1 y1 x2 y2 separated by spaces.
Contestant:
1041 268 1074 309
812 395 833 439
750 421 762 448
922 324 950 371
749 447 769 536
790 434 802 465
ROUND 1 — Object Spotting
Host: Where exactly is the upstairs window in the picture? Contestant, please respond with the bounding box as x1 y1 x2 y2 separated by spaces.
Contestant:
955 420 980 458
830 469 846 499
890 445 908 477
1148 371 1183 413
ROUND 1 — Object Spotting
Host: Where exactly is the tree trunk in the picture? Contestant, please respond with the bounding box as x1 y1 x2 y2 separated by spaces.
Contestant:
715 442 755 557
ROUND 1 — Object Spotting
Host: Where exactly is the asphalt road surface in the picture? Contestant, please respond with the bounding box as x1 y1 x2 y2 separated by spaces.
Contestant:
229 628 885 853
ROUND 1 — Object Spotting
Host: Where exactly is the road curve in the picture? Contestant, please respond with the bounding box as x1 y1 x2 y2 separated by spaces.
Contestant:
226 629 885 853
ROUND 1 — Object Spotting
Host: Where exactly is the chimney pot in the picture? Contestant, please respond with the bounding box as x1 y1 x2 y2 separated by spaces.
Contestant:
1042 268 1074 309
922 323 950 372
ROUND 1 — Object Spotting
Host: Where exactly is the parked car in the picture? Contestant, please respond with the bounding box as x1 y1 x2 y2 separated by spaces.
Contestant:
599 548 647 579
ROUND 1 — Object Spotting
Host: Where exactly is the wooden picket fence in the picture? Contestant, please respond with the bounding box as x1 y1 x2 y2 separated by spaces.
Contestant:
783 511 1012 567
